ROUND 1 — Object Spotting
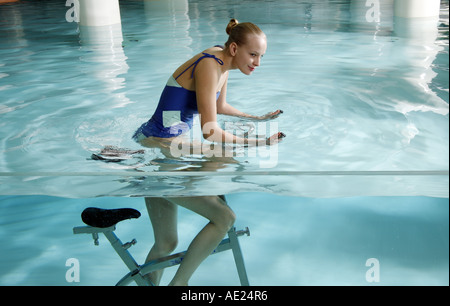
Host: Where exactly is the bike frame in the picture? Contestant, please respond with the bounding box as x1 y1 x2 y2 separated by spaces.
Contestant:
73 224 250 286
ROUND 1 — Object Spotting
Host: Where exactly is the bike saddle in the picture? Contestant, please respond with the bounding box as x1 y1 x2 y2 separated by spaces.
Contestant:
81 207 141 228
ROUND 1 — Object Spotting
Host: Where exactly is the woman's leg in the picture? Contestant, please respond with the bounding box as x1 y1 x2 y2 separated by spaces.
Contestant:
144 197 178 286
166 195 236 286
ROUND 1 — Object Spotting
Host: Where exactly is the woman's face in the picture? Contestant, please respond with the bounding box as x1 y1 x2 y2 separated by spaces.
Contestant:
234 34 267 75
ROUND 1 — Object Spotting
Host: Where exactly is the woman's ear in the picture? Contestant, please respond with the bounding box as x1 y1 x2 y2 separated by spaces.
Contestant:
229 42 238 56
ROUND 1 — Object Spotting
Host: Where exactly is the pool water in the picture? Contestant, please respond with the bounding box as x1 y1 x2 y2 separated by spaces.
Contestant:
0 0 448 285
0 193 448 286
0 0 448 198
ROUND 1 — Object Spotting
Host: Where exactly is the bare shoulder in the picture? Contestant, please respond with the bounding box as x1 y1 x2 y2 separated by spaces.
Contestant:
203 45 224 53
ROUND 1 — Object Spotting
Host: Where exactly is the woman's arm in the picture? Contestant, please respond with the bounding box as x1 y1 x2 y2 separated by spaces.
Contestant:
216 77 283 120
195 61 280 146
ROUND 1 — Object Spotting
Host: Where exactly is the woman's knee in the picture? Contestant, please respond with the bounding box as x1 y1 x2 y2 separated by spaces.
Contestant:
202 196 236 233
226 209 237 230
215 205 236 233
154 235 178 255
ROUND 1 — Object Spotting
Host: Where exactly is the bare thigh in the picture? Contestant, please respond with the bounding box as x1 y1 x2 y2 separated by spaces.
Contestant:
167 196 235 232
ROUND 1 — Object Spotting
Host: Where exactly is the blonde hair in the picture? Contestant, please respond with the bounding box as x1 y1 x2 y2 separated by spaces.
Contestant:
224 18 264 48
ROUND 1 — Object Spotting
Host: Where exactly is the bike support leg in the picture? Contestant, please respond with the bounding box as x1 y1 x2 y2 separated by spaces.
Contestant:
228 227 250 286
102 230 149 286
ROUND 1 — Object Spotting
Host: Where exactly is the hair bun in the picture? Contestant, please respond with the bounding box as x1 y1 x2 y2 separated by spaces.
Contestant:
226 18 239 35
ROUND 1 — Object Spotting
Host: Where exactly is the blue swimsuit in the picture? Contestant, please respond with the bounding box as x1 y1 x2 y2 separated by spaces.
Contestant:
133 51 224 140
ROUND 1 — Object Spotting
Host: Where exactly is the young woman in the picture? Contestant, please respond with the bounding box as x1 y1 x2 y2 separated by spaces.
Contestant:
134 19 284 286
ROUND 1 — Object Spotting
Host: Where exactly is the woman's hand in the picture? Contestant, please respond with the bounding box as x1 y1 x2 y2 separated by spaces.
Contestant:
244 132 285 146
257 109 283 121
265 132 286 146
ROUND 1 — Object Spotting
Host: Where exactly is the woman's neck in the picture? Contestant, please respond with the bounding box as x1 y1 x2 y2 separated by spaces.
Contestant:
218 49 237 72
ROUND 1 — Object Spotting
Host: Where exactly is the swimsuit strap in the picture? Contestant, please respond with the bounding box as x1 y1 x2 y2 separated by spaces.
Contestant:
175 52 224 80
